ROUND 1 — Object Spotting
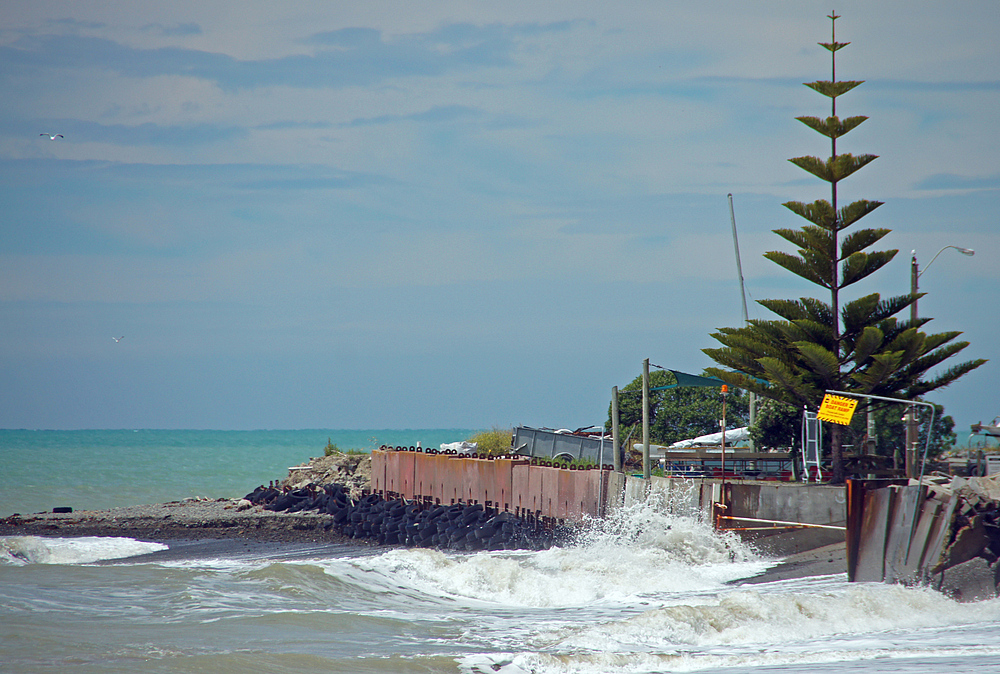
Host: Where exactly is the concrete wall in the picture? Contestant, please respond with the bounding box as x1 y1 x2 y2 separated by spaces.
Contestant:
731 482 846 526
620 474 846 526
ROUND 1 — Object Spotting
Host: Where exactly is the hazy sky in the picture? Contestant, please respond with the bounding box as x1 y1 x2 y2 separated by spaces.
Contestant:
2 1 997 436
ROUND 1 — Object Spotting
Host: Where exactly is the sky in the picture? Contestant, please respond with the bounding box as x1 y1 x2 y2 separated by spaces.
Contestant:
1 1 997 438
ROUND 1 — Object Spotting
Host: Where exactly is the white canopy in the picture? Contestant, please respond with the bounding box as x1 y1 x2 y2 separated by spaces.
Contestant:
669 426 749 449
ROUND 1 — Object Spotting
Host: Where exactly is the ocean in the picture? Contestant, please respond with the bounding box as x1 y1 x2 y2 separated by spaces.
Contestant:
4 430 1000 674
0 429 475 517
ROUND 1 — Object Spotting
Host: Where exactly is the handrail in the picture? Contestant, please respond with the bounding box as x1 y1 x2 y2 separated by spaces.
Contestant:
717 514 846 531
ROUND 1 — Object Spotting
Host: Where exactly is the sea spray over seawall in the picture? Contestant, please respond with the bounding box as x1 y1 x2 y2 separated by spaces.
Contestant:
574 485 759 565
443 495 1000 674
0 536 167 565
356 498 769 608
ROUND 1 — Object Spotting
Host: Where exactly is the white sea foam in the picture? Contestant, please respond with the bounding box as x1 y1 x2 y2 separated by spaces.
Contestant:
457 581 1000 673
551 582 1000 650
355 501 769 608
0 536 167 565
462 643 1000 674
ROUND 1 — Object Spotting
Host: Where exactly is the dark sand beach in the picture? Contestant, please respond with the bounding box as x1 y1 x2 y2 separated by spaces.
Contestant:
0 498 358 545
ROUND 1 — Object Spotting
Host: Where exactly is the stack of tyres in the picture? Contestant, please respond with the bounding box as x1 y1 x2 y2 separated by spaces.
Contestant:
244 481 561 551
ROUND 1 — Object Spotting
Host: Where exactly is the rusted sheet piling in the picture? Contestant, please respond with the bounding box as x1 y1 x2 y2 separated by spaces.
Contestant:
370 447 849 556
370 447 614 521
848 475 1000 600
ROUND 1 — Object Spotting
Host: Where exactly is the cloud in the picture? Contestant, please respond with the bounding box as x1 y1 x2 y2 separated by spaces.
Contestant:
141 22 203 37
914 174 1000 192
0 22 573 92
42 17 105 31
255 120 333 131
343 104 482 127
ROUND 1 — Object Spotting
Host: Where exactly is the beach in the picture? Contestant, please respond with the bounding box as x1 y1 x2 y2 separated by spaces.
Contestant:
0 497 359 544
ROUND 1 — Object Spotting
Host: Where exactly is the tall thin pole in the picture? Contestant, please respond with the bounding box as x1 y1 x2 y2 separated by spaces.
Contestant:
728 194 756 449
905 252 919 477
611 386 622 473
721 384 728 493
828 12 844 483
642 358 651 479
728 194 749 323
903 245 973 475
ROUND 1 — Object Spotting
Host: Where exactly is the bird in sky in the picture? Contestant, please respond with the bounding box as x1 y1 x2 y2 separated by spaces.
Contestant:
112 336 125 343
40 133 64 140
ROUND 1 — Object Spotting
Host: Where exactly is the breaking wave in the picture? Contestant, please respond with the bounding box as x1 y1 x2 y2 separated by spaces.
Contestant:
0 536 167 565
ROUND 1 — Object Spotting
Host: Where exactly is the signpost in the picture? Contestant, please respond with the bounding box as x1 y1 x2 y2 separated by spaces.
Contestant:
817 394 858 426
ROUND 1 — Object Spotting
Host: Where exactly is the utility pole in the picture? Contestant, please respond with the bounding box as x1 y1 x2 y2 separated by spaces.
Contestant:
905 252 919 478
611 385 622 473
642 358 651 479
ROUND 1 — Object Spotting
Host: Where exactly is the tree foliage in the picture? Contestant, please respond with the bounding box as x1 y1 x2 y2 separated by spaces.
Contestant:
703 14 984 482
607 370 749 447
845 403 955 462
750 398 802 452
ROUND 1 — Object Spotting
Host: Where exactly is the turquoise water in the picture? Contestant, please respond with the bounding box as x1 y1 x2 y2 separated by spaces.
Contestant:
0 429 479 516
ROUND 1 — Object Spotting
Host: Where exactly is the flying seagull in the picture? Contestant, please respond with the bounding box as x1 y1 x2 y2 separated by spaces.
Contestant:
112 336 125 343
40 133 64 140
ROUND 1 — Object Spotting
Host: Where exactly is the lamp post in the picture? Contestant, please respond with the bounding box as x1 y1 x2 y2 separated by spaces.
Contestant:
905 245 975 477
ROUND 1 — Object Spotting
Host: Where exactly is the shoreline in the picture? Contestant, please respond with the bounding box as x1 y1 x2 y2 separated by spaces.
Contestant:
1 498 846 582
0 497 362 546
738 542 847 584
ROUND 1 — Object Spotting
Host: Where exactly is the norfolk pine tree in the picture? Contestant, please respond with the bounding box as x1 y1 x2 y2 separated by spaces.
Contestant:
703 13 985 483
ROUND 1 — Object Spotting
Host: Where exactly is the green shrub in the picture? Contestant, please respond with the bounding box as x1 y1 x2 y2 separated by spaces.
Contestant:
324 439 367 456
467 427 513 456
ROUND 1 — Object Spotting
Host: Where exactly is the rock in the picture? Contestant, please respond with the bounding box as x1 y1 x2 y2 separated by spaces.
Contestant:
236 499 253 511
280 452 371 500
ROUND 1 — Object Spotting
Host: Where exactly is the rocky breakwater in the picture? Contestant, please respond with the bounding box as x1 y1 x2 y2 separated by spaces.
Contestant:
279 451 372 499
246 453 563 551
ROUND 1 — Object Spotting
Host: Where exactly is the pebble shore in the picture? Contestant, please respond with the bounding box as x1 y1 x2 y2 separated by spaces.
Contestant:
0 497 359 545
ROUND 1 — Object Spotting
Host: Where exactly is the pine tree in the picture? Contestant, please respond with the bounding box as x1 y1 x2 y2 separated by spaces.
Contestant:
703 13 985 483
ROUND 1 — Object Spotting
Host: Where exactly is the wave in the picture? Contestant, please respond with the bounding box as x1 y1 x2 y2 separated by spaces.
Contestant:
345 499 769 609
0 536 167 565
462 648 1000 674
458 582 1000 673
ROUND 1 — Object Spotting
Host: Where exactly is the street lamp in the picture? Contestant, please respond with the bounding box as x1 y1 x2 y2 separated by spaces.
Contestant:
905 245 975 476
911 245 975 323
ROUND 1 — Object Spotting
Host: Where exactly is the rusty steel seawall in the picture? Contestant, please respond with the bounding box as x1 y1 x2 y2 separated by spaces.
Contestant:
844 478 999 599
370 449 848 555
370 449 615 520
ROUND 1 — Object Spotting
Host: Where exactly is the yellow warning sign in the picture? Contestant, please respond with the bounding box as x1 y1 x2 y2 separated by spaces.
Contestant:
817 394 858 425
